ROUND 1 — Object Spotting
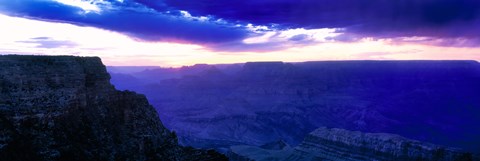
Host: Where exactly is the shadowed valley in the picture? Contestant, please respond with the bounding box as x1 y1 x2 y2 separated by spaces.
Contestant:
109 61 480 160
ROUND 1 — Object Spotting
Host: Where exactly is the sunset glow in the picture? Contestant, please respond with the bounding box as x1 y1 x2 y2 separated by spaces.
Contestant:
1 0 479 66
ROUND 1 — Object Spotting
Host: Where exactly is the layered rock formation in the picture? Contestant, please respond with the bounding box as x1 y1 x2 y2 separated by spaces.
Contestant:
0 55 226 161
227 127 477 161
287 127 476 161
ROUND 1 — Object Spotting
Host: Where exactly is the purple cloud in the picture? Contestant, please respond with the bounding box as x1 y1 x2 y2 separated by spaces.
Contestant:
0 0 251 46
17 37 77 49
161 0 480 46
1 0 479 51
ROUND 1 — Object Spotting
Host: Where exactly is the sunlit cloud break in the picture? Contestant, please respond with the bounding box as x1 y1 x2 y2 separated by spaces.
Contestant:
0 0 479 66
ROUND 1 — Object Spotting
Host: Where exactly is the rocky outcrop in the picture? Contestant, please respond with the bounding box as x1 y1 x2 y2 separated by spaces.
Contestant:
287 127 476 161
0 55 226 161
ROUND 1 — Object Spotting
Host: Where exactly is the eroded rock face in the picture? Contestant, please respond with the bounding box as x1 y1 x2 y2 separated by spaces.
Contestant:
226 127 478 161
287 127 476 161
0 55 226 161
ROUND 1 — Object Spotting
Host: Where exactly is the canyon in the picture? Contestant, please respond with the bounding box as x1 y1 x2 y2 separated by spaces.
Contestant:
0 55 477 160
109 61 480 156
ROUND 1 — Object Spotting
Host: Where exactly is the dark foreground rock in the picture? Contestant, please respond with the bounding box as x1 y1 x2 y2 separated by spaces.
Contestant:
0 55 227 161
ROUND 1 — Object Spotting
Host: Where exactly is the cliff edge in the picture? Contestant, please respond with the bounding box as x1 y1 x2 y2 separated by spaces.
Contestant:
0 55 226 161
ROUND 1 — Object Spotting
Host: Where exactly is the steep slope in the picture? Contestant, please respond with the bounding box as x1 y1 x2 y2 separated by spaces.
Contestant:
0 55 226 161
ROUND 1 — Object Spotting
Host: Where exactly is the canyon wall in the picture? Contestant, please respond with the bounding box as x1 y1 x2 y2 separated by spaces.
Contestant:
0 55 226 161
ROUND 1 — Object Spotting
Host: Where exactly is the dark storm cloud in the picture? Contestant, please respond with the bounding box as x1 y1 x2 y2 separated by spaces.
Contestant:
160 0 480 41
1 0 479 51
0 0 250 46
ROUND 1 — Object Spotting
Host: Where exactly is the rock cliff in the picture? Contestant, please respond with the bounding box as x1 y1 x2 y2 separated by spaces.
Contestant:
227 127 477 161
0 55 226 161
287 127 476 161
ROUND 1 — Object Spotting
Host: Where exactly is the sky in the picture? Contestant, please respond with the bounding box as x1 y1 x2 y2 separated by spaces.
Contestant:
0 0 480 67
